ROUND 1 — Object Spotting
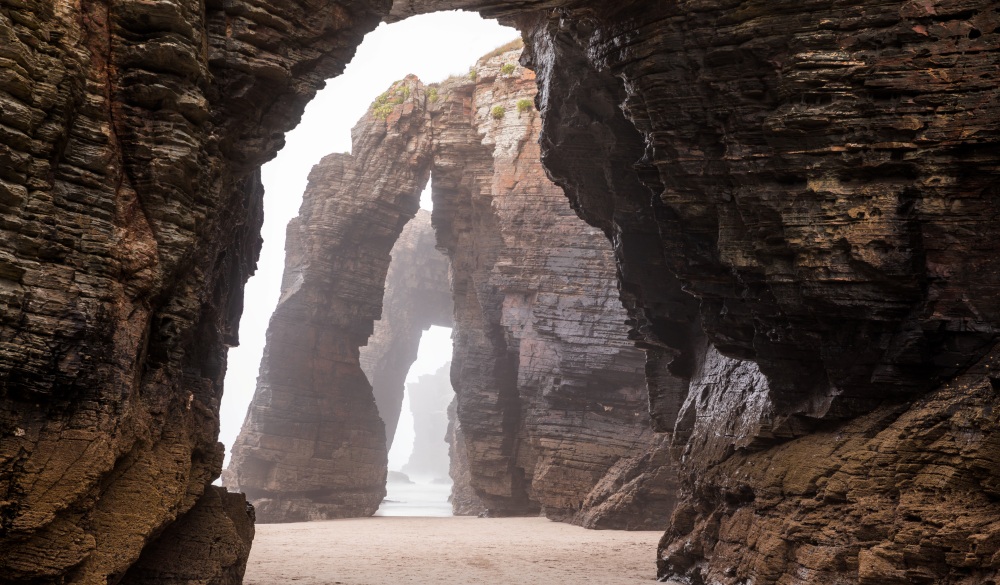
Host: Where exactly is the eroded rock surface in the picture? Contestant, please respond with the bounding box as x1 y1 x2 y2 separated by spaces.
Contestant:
121 487 255 585
430 48 676 527
513 2 1000 582
225 76 432 523
0 0 384 581
359 210 452 447
6 0 1000 582
228 47 674 529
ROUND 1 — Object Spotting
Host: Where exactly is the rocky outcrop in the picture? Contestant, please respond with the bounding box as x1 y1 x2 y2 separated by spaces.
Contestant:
511 2 1000 582
121 487 255 585
6 0 1000 582
0 0 384 581
227 47 674 529
447 399 487 516
402 363 453 481
225 77 433 523
429 48 676 527
359 210 452 447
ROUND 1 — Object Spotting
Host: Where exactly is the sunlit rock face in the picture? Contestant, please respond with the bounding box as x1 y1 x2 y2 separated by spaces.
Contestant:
225 77 433 523
359 210 452 447
0 0 384 581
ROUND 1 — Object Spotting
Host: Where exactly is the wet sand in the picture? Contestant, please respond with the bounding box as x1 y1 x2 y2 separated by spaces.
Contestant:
244 516 662 584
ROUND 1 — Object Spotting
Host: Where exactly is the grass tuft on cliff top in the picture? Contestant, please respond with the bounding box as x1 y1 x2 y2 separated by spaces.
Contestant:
479 37 524 61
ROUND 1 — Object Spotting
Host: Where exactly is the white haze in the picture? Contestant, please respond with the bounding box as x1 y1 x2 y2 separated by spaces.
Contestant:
220 13 518 463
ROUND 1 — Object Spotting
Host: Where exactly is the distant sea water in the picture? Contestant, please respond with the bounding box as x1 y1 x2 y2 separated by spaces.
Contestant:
375 479 453 517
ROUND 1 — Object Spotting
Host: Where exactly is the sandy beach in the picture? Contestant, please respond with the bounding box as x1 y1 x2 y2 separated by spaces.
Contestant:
244 516 662 584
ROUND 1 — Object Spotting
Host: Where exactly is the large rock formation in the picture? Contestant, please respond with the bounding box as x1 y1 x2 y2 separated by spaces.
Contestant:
225 77 432 523
0 0 383 581
359 210 452 447
511 3 1000 582
429 48 675 528
228 46 674 528
5 0 1000 582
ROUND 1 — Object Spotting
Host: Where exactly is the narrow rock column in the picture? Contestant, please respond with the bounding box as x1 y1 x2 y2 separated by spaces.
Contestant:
402 363 454 481
226 77 433 522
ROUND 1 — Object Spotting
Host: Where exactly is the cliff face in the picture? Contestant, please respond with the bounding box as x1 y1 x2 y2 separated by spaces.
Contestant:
359 210 452 447
228 51 673 529
225 76 432 523
5 0 1000 582
0 0 384 581
430 49 676 528
511 2 1000 582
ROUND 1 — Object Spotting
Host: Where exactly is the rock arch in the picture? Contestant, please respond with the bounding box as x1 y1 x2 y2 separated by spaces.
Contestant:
226 50 675 527
3 1 1000 584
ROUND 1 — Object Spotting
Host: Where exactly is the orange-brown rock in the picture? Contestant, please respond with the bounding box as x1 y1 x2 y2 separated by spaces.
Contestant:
228 47 675 529
429 48 676 527
5 0 1000 582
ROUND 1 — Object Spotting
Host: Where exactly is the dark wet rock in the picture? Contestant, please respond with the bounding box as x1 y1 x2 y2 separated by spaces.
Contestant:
0 0 385 581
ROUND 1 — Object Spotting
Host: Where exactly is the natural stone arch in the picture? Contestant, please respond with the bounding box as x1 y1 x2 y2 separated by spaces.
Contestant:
5 1 1000 584
225 77 435 522
359 211 453 448
227 47 677 528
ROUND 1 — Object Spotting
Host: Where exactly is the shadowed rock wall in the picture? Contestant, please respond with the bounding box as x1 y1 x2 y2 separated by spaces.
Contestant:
5 0 1000 582
0 0 384 581
511 2 1000 582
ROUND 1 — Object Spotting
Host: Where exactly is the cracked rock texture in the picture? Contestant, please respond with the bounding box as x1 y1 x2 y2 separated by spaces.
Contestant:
511 1 1000 582
225 77 432 523
359 210 452 448
0 0 385 582
6 0 1000 582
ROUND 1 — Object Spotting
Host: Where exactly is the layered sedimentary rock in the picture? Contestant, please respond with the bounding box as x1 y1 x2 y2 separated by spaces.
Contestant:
121 486 255 585
430 48 675 528
225 77 433 523
359 210 452 446
0 0 384 581
229 47 673 528
6 0 1000 582
511 2 1000 582
447 398 487 516
402 363 453 481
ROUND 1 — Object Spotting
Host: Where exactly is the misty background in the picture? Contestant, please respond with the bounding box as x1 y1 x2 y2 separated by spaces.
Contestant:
219 13 518 471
